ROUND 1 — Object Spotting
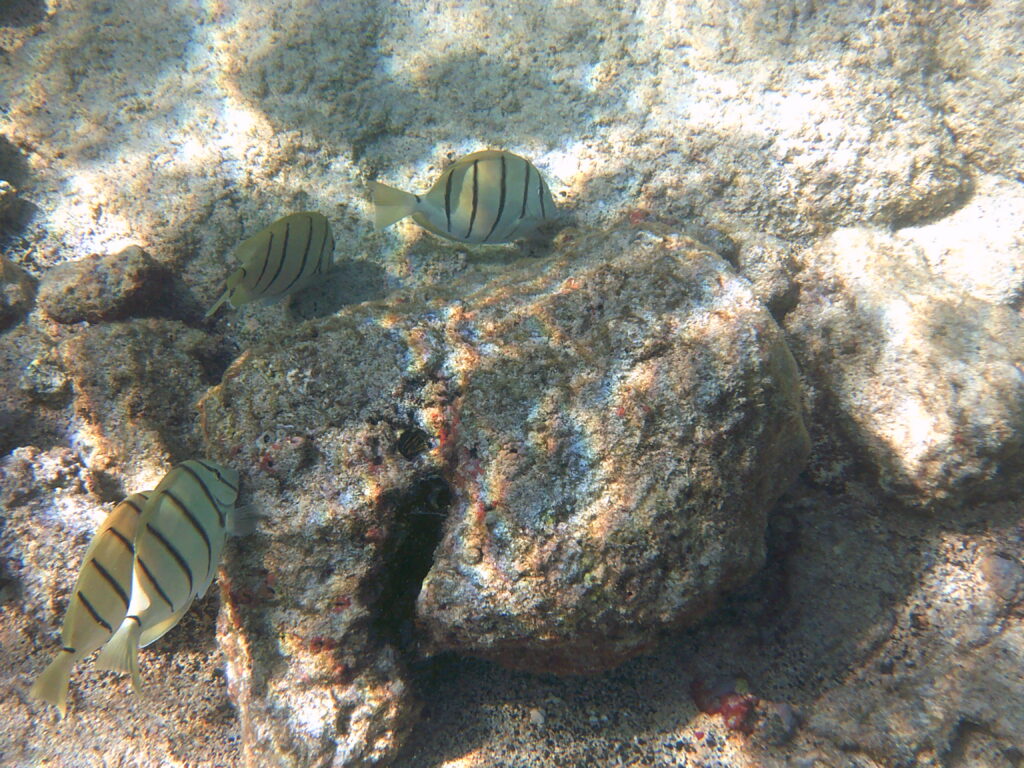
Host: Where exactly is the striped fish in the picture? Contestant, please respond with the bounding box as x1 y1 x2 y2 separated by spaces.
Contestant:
369 150 556 245
30 492 151 717
95 459 239 692
205 211 335 318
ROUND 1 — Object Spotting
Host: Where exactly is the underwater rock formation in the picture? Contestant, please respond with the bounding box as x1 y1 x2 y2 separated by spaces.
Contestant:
0 253 36 330
198 226 808 762
416 228 809 674
897 174 1024 308
58 318 229 484
37 245 170 324
785 227 1024 508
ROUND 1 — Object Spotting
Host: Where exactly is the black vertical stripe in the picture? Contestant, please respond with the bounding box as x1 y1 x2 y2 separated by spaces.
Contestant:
261 221 291 294
465 160 480 239
90 559 129 609
444 168 455 233
146 524 194 594
538 175 547 219
483 154 508 243
520 158 531 219
136 555 177 611
317 233 334 273
251 232 274 290
108 527 134 555
123 498 145 516
315 220 331 274
280 217 314 295
194 460 238 494
165 489 213 574
177 465 226 528
77 592 112 632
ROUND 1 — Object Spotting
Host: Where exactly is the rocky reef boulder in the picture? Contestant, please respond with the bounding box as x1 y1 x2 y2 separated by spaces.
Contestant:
415 229 809 673
198 225 808 762
785 227 1024 508
37 245 170 325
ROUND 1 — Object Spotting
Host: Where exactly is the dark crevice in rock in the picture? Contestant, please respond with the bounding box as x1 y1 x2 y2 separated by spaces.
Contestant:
371 475 452 657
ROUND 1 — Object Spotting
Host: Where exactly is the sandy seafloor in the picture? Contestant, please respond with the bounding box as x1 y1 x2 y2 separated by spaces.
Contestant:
2 1 1024 767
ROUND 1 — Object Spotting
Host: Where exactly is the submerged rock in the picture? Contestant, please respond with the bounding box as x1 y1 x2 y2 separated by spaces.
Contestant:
58 318 229 482
785 228 1024 508
38 245 170 324
198 225 808 762
897 174 1024 308
0 253 36 330
416 229 808 673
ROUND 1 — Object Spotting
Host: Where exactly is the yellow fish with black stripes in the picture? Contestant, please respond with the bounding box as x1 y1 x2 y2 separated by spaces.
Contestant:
30 491 151 717
96 459 240 692
369 149 557 245
205 211 335 318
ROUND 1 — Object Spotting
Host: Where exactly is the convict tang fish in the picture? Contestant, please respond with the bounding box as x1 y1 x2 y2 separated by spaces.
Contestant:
96 459 240 692
206 211 335 318
369 150 556 245
30 492 151 717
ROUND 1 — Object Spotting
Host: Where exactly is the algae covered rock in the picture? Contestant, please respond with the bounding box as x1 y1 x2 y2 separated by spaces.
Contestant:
785 228 1024 508
199 224 808 764
38 245 169 324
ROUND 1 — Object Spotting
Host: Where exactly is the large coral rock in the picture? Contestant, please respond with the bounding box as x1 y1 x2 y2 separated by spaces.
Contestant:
416 229 809 673
199 226 808 763
785 228 1024 507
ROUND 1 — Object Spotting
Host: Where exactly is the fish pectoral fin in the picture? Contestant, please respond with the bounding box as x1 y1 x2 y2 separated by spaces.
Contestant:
368 181 419 230
29 649 78 718
204 288 232 319
96 618 144 694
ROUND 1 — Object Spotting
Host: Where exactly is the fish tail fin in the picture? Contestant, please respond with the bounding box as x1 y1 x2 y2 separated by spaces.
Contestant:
204 288 231 319
29 650 77 717
228 502 262 537
96 619 144 694
368 181 419 230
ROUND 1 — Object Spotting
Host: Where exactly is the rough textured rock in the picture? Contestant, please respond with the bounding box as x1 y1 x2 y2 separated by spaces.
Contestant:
199 305 443 766
786 228 1024 508
0 324 65 456
198 226 808 763
57 318 230 486
2 1 1024 766
897 174 1024 308
416 228 809 673
731 232 802 320
37 245 171 324
937 0 1024 179
0 252 35 330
